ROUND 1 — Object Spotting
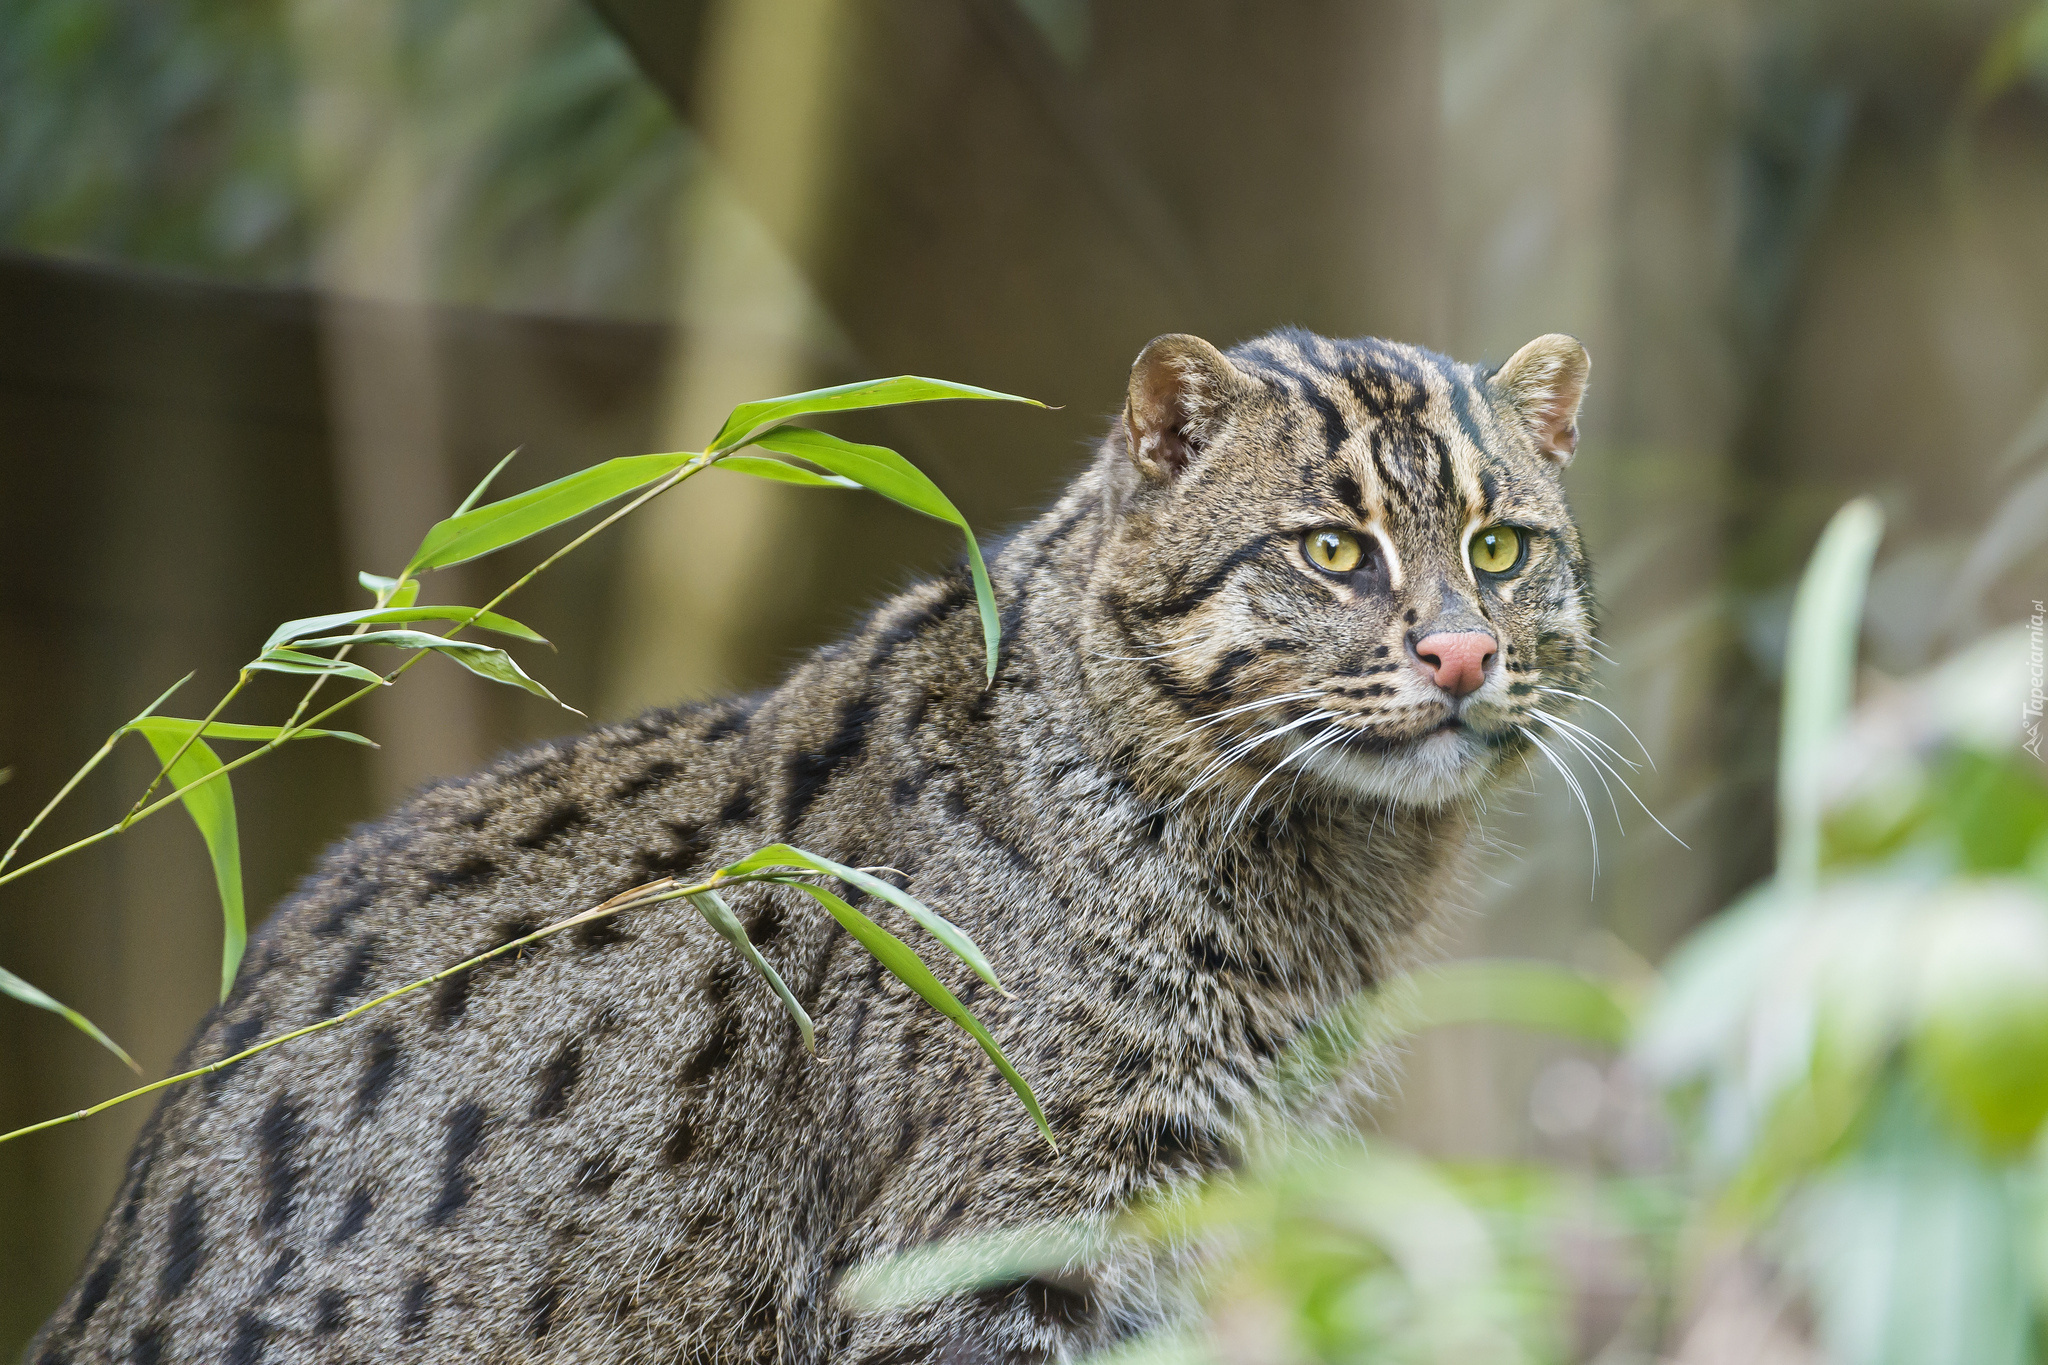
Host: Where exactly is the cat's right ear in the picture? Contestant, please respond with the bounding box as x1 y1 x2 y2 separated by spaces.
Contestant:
1123 333 1246 482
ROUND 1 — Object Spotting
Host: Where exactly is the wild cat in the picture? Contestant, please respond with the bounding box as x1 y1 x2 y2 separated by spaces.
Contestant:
37 326 1593 1364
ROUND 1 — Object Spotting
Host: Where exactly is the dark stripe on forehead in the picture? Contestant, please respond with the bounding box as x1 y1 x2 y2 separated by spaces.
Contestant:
1367 427 1415 511
1446 369 1490 456
1344 341 1429 420
1332 472 1366 517
1238 342 1348 454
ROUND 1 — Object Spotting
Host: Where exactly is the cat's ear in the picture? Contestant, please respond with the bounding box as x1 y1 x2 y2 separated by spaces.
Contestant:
1493 334 1590 466
1123 333 1247 481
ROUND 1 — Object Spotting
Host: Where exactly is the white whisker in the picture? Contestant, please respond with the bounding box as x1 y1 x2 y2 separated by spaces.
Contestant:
1529 707 1640 772
1175 690 1324 738
1226 722 1349 834
1535 714 1689 850
1174 710 1334 807
1519 725 1598 892
1537 686 1657 770
1091 635 1210 663
1534 717 1627 829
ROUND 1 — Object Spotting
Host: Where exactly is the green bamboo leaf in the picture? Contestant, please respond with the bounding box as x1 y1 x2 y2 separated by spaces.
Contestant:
264 606 546 654
747 426 963 524
770 878 1052 1146
287 632 577 711
712 453 859 488
0 963 139 1073
721 843 1005 992
137 730 244 1000
248 650 388 686
748 427 1001 681
423 640 579 712
685 889 815 1050
357 571 421 607
405 452 696 573
1779 498 1884 890
287 630 494 650
125 717 375 748
710 376 1044 454
456 448 520 515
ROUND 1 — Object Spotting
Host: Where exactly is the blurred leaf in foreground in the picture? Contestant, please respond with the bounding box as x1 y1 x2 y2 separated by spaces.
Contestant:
1797 1083 2030 1365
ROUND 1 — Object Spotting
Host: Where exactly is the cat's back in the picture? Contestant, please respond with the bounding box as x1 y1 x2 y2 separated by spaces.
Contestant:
36 576 1018 1364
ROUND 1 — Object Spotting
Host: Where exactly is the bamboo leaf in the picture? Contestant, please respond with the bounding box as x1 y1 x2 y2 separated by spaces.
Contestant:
0 964 139 1073
264 606 546 654
456 448 520 515
404 452 696 573
435 643 578 712
712 453 859 488
357 571 420 607
1780 499 1885 890
685 889 814 1050
747 427 1001 681
286 630 495 651
125 717 375 748
137 731 244 1000
247 650 389 685
721 843 1005 993
710 376 1044 454
289 633 575 710
770 878 1052 1146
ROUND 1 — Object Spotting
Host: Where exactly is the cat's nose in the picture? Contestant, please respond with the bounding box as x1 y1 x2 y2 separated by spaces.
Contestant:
1411 631 1497 698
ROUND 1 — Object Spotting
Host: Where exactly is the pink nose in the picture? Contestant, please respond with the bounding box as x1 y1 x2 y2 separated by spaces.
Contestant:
1413 632 1497 698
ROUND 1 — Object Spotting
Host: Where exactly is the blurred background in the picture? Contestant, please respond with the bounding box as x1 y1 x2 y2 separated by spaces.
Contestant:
2 0 2046 1359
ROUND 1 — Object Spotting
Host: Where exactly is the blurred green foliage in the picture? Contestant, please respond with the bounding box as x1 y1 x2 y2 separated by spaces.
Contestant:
0 0 686 314
849 500 2048 1363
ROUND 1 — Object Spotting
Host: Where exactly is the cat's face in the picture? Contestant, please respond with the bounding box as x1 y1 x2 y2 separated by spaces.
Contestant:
1088 327 1595 811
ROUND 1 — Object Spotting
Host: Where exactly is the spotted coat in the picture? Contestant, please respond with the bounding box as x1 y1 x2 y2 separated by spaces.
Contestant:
34 327 1594 1364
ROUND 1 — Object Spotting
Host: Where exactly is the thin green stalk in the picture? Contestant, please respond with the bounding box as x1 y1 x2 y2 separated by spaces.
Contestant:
0 459 716 894
279 576 407 731
1 734 122 876
453 454 712 627
0 673 193 876
121 672 249 827
0 868 790 1146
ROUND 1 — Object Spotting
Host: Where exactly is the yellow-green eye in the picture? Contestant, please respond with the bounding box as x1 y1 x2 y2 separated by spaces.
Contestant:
1305 529 1364 574
1470 525 1524 575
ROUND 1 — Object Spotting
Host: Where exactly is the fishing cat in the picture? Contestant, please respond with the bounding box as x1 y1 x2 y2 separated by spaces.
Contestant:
35 326 1593 1364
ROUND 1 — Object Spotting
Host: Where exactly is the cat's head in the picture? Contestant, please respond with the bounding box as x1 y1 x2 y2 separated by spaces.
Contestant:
1083 326 1594 811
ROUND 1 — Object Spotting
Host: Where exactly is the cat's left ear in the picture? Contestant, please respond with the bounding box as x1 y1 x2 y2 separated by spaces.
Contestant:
1123 333 1250 482
1493 334 1590 466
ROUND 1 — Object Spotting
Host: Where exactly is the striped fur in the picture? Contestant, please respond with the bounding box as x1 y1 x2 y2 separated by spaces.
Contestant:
34 328 1592 1364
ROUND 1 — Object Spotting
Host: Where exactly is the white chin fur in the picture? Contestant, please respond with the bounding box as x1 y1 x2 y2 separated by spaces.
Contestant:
1303 728 1492 808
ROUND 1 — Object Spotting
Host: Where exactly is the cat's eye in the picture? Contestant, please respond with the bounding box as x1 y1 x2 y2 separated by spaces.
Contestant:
1304 529 1364 574
1470 525 1525 575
